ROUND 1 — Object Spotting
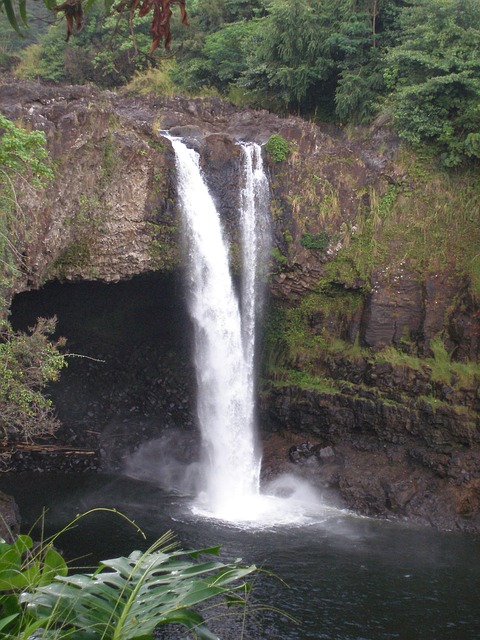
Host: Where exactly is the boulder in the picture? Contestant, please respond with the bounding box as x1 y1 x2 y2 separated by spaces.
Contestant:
0 491 21 542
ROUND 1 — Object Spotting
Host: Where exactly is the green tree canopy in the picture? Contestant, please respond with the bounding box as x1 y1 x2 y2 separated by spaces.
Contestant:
385 0 480 164
240 0 399 118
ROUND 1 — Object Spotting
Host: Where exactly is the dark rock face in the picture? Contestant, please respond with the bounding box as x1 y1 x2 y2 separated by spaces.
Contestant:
0 491 21 542
200 133 243 240
261 385 480 532
9 273 195 473
362 269 424 348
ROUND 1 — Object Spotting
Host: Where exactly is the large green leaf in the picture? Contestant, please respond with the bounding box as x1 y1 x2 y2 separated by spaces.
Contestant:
22 540 256 640
0 533 68 595
0 0 21 33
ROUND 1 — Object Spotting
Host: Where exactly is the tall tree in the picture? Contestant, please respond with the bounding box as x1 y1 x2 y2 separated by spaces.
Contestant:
241 0 399 118
241 0 335 114
384 0 480 164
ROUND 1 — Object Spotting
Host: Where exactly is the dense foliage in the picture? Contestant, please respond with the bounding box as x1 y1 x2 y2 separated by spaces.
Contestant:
0 116 66 442
2 0 478 164
384 0 480 165
0 526 256 640
0 317 67 441
0 114 53 297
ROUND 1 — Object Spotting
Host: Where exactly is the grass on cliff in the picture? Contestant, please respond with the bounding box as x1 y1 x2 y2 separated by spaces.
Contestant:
263 292 480 410
265 143 480 410
332 148 480 296
262 291 365 374
280 144 480 299
124 64 178 96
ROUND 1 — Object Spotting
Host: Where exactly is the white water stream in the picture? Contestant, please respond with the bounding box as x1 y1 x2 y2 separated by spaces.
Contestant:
168 136 331 525
171 138 267 519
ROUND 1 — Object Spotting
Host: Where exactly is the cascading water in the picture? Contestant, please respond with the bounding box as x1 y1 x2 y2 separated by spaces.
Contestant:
239 143 271 401
168 135 329 525
170 137 269 520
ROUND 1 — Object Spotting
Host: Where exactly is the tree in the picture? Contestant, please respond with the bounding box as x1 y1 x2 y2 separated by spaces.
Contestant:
240 0 335 113
0 317 67 441
172 19 256 92
328 0 401 122
240 0 399 118
384 0 480 165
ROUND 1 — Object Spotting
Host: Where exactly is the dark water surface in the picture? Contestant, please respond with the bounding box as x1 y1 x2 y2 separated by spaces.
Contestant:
2 473 479 640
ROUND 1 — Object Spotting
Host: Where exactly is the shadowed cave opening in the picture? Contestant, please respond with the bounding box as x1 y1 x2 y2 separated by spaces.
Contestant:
9 272 198 470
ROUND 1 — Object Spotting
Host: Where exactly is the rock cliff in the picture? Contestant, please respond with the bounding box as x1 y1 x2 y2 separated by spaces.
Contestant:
1 78 479 532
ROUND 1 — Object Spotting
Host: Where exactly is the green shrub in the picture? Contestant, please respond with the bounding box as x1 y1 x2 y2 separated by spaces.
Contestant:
0 512 257 640
0 115 53 304
0 531 68 639
429 336 452 384
271 246 288 266
265 134 292 163
0 317 67 440
6 532 256 640
300 232 330 252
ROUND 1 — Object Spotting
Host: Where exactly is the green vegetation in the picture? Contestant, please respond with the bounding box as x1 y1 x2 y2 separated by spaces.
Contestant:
270 246 288 269
0 317 67 441
384 0 480 165
264 134 293 163
0 0 51 70
12 3 154 88
301 150 480 298
0 117 67 443
1 1 478 166
264 289 480 413
0 513 257 640
300 231 329 252
262 290 364 380
147 222 179 271
51 240 93 278
0 115 53 303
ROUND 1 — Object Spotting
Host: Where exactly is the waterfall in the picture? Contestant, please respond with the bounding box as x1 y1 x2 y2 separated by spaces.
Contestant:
170 138 270 519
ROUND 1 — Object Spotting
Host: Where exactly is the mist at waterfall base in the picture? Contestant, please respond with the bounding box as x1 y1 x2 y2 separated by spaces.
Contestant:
123 431 336 527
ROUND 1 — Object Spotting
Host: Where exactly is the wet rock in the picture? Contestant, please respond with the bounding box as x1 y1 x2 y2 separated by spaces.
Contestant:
316 444 335 460
262 385 480 531
409 447 451 478
362 269 423 348
200 133 243 238
338 473 387 517
0 491 21 542
288 441 314 463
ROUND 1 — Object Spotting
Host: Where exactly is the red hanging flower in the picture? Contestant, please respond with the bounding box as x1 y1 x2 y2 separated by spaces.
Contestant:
53 0 84 41
133 0 188 53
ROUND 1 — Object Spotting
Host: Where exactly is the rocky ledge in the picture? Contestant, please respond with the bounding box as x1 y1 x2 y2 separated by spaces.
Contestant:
260 385 480 533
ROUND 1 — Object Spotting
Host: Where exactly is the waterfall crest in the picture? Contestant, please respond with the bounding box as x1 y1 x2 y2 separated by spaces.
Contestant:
170 138 270 519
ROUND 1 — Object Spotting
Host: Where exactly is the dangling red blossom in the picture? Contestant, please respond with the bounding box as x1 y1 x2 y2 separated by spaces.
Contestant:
53 0 84 41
